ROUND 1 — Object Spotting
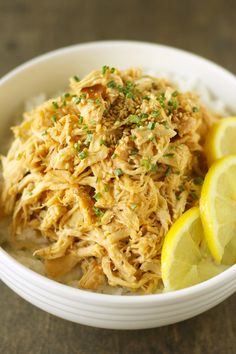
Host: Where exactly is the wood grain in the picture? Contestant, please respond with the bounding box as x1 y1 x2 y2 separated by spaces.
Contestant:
0 0 236 353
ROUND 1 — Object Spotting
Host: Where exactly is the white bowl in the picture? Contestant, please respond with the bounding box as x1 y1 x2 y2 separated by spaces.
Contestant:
0 41 236 330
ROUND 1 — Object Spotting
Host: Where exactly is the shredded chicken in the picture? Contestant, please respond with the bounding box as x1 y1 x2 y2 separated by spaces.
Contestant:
0 67 218 294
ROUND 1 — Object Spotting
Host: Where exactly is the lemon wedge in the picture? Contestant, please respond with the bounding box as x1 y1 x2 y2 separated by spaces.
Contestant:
200 155 236 265
205 117 236 165
161 207 225 291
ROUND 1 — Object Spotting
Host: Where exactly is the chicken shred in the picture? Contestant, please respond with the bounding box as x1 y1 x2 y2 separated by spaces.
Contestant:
0 67 218 294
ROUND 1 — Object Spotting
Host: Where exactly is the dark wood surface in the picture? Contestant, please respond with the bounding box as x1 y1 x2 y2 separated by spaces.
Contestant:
0 0 236 353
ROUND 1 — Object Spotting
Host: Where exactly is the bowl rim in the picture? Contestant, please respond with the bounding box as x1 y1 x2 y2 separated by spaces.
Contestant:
1 246 236 303
0 40 236 304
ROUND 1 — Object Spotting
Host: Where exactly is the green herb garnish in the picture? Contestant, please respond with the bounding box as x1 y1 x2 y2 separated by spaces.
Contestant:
102 65 109 75
74 142 81 152
140 113 149 119
93 206 104 217
131 203 137 210
94 192 102 201
130 148 138 156
84 133 93 146
82 124 88 131
160 121 169 129
73 75 80 82
51 115 57 123
147 122 156 130
193 176 204 185
78 115 84 124
52 101 59 109
165 166 172 176
157 93 166 108
114 168 123 177
190 191 198 200
111 153 117 159
192 107 199 113
128 115 140 125
107 80 116 89
72 96 81 105
172 90 179 97
168 99 178 110
100 138 107 146
152 110 160 118
104 184 109 192
126 92 135 99
140 159 151 171
79 150 88 160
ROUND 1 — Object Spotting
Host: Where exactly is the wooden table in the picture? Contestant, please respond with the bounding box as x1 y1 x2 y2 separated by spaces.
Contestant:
0 0 235 353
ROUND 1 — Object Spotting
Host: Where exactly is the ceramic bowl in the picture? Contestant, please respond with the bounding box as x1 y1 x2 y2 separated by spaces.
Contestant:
0 41 236 329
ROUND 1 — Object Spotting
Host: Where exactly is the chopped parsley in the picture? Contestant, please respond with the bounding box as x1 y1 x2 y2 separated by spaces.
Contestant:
111 153 117 159
140 159 157 172
140 159 151 171
147 122 156 130
149 135 155 142
64 92 70 98
190 191 198 200
114 168 123 177
94 192 102 201
102 65 109 75
192 106 199 112
104 184 109 192
140 113 149 119
110 67 116 73
172 90 179 97
165 166 172 177
107 80 116 89
41 130 48 136
100 138 107 146
193 176 204 185
72 96 81 104
51 115 57 123
152 110 160 118
80 93 87 100
93 206 104 217
84 133 93 146
82 124 88 131
150 163 157 172
121 81 135 100
78 115 84 124
126 92 135 99
157 93 166 108
79 150 88 160
52 101 59 109
128 115 141 125
143 96 150 101
73 75 80 82
130 134 137 141
131 203 137 210
168 99 178 110
74 142 81 152
130 148 138 156
160 121 169 128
